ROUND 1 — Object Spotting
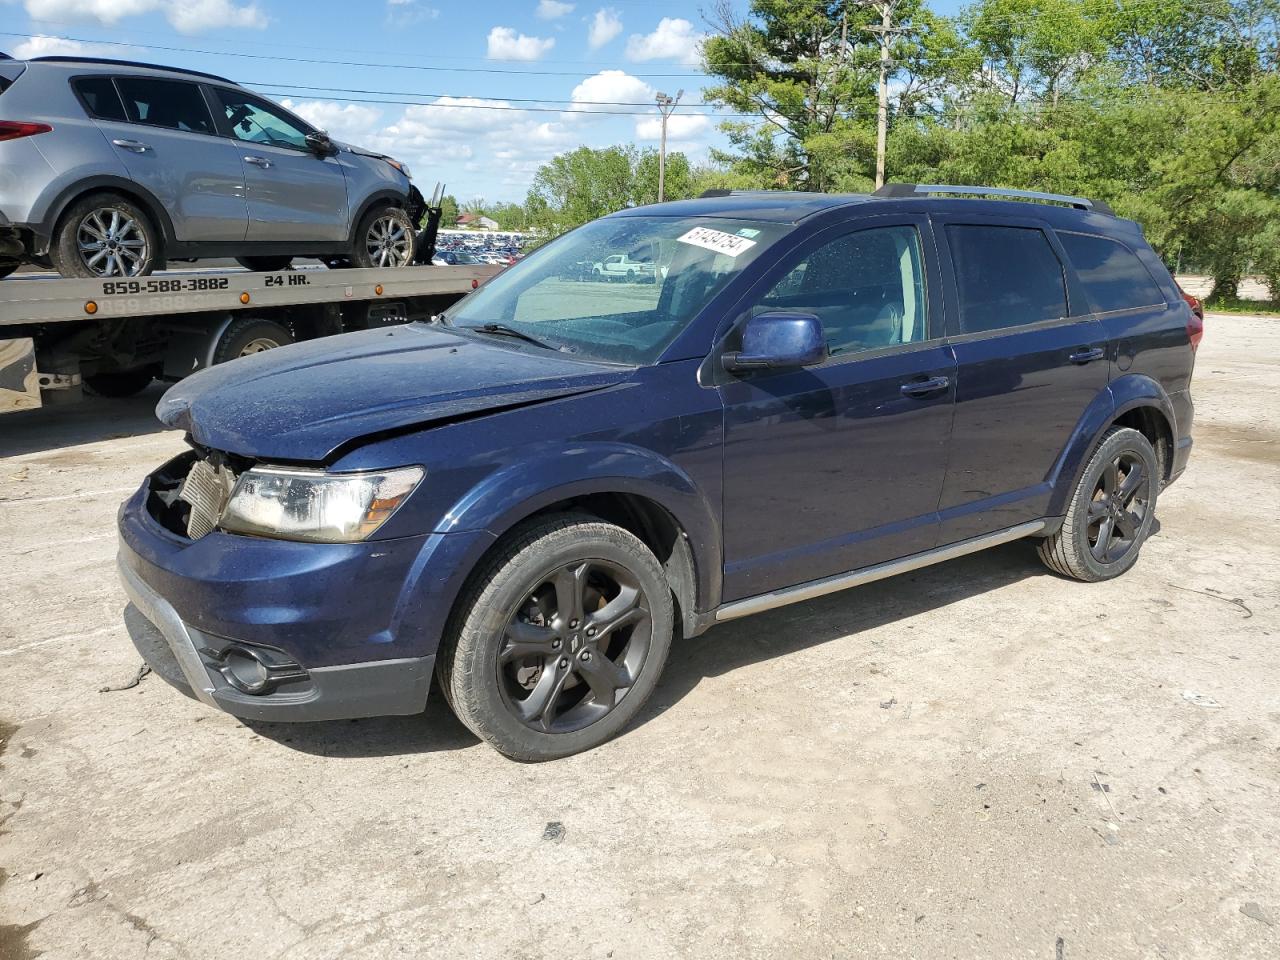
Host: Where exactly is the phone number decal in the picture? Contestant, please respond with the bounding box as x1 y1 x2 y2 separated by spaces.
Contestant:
101 277 231 296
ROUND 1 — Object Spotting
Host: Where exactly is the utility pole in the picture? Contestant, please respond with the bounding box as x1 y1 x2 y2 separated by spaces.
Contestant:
865 2 899 190
655 89 683 203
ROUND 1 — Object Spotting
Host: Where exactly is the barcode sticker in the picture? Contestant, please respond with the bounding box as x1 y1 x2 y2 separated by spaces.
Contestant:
677 226 758 258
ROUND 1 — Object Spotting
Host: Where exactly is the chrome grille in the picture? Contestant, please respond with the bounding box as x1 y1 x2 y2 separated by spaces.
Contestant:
177 459 236 539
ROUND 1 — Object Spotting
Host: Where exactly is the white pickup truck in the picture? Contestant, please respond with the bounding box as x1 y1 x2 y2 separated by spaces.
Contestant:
591 254 657 282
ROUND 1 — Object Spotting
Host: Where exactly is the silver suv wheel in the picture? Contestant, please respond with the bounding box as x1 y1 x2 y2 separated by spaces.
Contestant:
77 207 150 277
364 213 413 268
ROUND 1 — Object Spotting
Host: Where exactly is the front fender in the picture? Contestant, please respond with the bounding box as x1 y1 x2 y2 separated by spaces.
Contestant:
438 442 723 613
1047 374 1176 517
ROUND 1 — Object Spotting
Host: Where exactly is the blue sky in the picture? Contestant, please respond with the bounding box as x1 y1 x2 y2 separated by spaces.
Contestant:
1 0 963 202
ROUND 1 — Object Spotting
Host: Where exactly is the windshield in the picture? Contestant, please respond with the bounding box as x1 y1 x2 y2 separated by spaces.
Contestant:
442 215 786 365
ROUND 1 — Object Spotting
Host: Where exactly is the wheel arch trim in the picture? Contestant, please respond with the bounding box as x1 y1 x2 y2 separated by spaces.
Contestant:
434 444 723 618
1049 375 1176 516
39 175 176 254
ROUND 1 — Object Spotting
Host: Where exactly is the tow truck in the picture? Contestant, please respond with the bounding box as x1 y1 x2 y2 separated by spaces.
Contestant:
0 185 501 414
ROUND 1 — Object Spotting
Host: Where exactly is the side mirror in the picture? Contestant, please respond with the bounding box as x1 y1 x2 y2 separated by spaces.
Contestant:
305 131 336 157
723 311 827 373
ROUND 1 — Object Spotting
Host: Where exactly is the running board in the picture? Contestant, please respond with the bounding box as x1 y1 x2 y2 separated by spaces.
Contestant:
714 520 1048 622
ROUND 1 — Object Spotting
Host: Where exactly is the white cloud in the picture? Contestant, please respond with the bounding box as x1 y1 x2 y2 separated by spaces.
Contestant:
569 69 654 114
625 17 702 66
587 8 622 50
9 34 119 60
536 0 573 19
23 0 267 33
280 99 384 142
634 112 710 141
385 0 439 26
486 26 555 61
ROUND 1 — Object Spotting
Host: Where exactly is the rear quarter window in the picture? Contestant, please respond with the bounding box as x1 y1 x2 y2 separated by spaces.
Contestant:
1058 232 1166 313
72 77 128 121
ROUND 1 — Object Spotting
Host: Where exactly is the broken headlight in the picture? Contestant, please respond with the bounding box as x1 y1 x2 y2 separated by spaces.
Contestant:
218 465 423 543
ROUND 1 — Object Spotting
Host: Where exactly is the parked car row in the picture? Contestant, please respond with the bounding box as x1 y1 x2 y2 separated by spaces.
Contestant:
0 54 420 279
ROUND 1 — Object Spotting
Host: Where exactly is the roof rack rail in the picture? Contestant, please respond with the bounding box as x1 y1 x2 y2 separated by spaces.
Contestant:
873 183 1114 216
28 56 232 84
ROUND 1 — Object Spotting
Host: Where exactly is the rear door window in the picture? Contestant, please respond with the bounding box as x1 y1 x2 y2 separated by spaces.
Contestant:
115 77 215 134
946 224 1068 333
1058 232 1165 313
72 77 127 121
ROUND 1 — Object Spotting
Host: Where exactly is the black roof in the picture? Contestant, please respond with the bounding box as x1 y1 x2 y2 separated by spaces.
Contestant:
28 56 232 84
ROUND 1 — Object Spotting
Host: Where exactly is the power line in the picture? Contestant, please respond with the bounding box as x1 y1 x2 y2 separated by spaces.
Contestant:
249 81 720 109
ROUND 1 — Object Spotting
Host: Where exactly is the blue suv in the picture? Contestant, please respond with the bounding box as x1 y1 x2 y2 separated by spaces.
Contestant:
117 184 1197 760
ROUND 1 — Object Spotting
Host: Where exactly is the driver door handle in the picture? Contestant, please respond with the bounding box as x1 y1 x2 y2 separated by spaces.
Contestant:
900 375 951 398
244 155 273 168
111 138 151 153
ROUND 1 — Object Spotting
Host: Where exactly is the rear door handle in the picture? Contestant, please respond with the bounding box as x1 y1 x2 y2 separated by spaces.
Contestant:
244 155 273 168
111 138 151 153
1069 346 1106 364
900 375 951 398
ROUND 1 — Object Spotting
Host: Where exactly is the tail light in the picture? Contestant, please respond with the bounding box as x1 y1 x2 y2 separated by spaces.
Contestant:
0 121 53 142
1179 288 1204 351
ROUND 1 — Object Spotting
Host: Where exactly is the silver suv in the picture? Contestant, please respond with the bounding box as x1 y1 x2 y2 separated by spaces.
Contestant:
0 55 422 279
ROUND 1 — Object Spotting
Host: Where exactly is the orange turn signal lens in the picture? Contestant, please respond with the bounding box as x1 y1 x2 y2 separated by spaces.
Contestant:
239 292 251 304
84 300 98 315
375 284 384 296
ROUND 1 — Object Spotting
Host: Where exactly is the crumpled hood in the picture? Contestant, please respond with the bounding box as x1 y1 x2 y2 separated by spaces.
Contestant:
156 324 630 462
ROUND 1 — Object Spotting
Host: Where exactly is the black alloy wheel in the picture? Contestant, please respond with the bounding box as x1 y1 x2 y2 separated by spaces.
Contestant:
438 514 674 761
498 558 652 734
1038 425 1159 581
1085 450 1151 563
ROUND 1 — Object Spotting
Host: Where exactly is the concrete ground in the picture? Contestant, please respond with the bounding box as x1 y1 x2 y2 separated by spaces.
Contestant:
1 313 1277 960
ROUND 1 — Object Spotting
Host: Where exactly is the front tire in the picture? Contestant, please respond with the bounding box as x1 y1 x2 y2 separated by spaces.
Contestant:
1037 426 1159 582
438 514 674 761
50 193 159 279
0 261 17 280
351 206 415 269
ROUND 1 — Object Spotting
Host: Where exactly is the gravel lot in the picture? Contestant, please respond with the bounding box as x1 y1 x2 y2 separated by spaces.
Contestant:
1 313 1277 960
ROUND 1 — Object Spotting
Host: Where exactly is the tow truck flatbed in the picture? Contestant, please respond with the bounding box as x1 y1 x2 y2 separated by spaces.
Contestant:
0 263 500 414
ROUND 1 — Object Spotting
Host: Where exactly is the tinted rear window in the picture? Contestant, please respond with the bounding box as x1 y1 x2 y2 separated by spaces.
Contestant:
115 77 214 134
1058 232 1165 313
72 77 128 121
946 224 1069 333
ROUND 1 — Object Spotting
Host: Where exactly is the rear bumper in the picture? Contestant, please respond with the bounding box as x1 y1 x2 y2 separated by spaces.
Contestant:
119 552 433 722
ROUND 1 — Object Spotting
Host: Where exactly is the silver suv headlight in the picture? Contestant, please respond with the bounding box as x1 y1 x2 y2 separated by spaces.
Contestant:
219 465 423 543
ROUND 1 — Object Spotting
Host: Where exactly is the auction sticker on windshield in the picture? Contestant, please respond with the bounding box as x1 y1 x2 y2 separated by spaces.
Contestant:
677 227 757 258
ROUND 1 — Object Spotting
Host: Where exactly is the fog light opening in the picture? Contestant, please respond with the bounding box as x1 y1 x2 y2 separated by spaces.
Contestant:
223 648 271 694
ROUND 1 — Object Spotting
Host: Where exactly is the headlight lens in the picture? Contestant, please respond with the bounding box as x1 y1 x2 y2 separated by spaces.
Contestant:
385 158 412 179
219 466 423 543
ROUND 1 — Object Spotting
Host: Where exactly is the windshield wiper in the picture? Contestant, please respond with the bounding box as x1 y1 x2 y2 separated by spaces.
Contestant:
469 323 558 351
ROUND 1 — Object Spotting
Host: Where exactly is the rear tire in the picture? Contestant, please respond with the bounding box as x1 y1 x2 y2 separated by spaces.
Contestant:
212 317 294 364
50 192 160 279
83 368 155 398
351 206 416 269
438 514 674 761
1037 426 1159 582
235 256 293 272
